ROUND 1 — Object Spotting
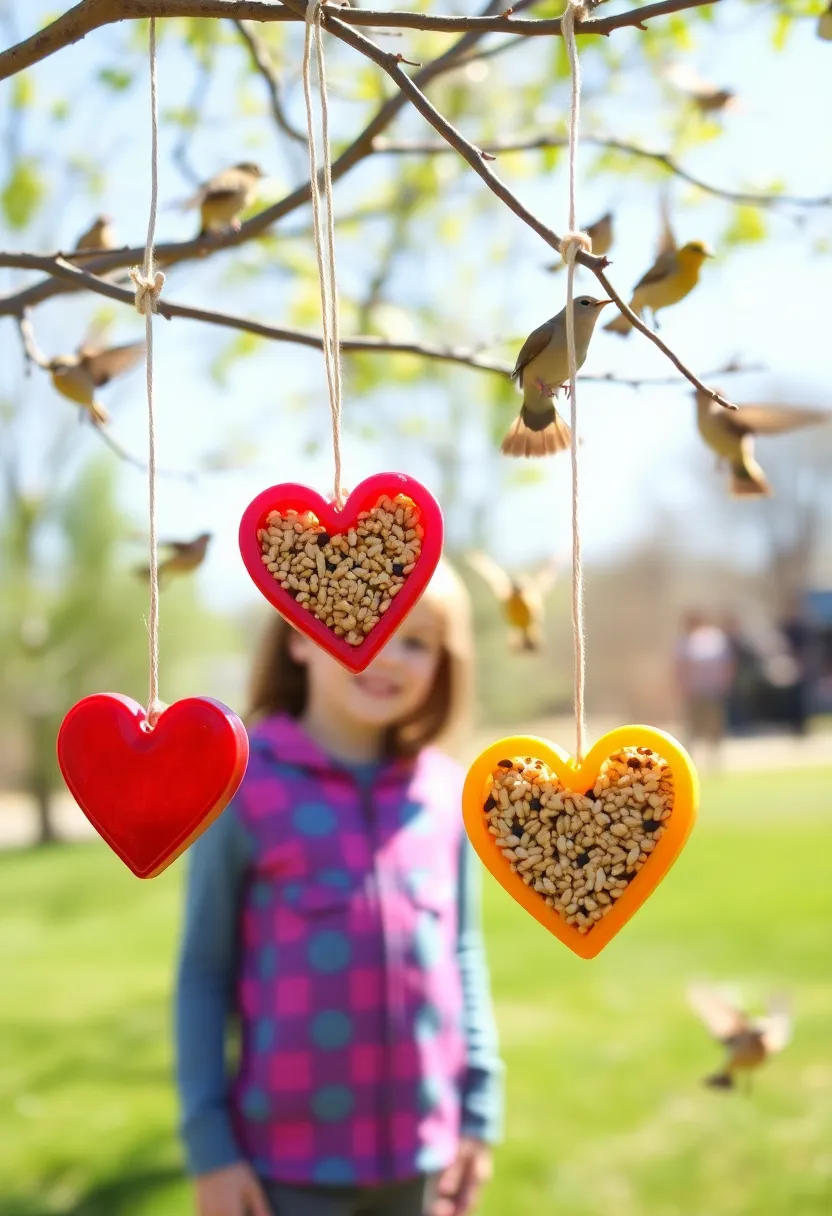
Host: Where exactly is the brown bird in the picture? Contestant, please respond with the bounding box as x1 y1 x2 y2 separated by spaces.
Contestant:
547 212 613 271
466 552 561 652
48 342 146 426
695 389 829 497
503 296 610 457
74 215 117 252
688 985 791 1090
135 533 213 585
820 1 832 40
183 163 264 236
663 63 738 115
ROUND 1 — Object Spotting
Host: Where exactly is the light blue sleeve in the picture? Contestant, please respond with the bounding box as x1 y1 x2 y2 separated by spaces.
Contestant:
174 804 254 1176
456 838 504 1143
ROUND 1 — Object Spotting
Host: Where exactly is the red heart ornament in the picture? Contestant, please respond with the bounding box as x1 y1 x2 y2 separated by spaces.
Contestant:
239 472 444 673
57 694 249 879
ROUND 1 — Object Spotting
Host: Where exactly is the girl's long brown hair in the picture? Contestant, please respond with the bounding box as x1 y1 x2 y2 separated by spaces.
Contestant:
247 561 473 760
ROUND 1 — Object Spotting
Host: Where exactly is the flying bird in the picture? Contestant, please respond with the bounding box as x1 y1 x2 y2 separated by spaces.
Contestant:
48 342 146 426
135 533 213 585
182 163 264 236
820 2 832 40
605 241 713 336
73 215 117 252
547 212 613 271
695 389 829 497
688 985 791 1090
503 296 610 457
663 63 738 115
466 552 561 652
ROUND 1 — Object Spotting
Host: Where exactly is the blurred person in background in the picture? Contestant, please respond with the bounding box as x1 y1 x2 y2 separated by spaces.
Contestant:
773 596 813 737
675 610 735 768
722 612 761 736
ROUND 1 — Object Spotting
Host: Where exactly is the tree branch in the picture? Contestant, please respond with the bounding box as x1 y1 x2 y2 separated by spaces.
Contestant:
231 18 307 145
0 0 510 313
373 134 832 211
0 0 720 81
2 253 758 391
281 0 737 410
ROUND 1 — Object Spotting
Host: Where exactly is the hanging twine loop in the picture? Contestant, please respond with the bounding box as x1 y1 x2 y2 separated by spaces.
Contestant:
560 0 588 761
132 17 165 730
302 0 346 508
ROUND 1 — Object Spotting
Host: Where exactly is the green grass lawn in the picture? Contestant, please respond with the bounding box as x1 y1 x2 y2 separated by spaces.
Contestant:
2 767 831 1216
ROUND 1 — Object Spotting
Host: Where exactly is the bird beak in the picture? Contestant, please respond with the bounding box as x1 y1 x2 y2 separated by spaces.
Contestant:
596 299 613 309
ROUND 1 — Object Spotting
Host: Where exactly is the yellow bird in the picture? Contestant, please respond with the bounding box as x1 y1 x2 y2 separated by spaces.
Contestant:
466 552 560 652
819 2 832 40
547 212 613 271
663 63 738 115
183 163 264 236
605 241 713 336
48 342 146 426
688 985 791 1090
73 215 117 252
695 389 829 497
503 296 610 457
135 533 213 585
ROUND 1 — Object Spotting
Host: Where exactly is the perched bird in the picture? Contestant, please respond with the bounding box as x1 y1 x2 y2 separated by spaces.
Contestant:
547 212 613 271
695 389 828 497
688 985 791 1090
73 215 117 252
48 342 146 426
503 296 610 457
604 241 713 336
182 163 264 236
135 533 213 585
663 63 738 115
466 552 560 652
819 2 832 40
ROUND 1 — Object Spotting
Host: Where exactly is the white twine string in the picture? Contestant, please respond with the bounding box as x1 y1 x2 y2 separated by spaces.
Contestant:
130 16 166 728
302 0 345 508
559 1 591 761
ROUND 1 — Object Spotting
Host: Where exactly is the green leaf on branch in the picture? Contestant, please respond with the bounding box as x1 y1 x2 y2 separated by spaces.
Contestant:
98 67 134 92
723 205 767 246
1 160 46 230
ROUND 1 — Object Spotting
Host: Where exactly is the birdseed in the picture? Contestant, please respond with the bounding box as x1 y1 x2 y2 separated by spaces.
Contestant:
483 747 674 934
257 494 424 646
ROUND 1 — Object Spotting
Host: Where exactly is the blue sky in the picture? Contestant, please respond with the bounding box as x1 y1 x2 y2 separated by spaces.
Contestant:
2 1 831 613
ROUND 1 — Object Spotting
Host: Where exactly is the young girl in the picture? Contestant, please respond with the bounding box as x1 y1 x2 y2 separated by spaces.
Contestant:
175 562 503 1216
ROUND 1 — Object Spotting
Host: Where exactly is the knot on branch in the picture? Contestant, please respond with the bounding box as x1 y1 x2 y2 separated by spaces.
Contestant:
130 266 165 315
559 229 592 265
561 1 589 31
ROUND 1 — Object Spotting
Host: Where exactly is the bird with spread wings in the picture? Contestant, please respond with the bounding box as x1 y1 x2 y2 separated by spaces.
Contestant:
466 552 562 652
688 985 791 1090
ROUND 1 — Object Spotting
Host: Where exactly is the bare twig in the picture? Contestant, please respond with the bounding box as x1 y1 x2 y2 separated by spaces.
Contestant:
281 0 736 410
373 134 832 211
3 254 757 392
0 0 722 81
232 18 307 145
0 0 513 314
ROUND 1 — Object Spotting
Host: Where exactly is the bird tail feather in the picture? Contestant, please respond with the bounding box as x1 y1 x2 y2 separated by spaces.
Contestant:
501 406 571 458
704 1072 735 1090
730 454 770 497
91 401 110 427
604 310 633 337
